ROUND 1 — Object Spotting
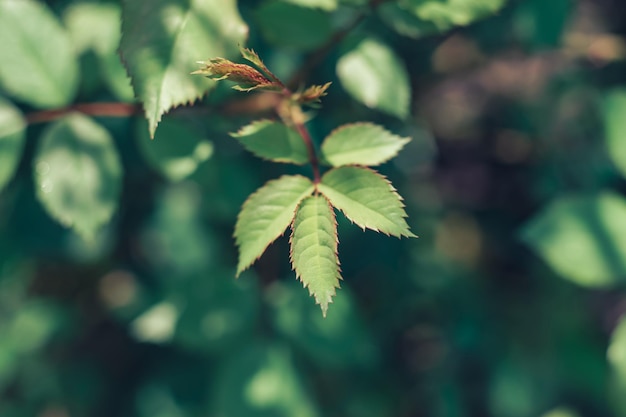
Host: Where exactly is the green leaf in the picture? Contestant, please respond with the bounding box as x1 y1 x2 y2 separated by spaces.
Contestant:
34 113 123 241
0 97 26 191
336 38 410 119
281 0 338 11
231 120 309 165
235 175 314 275
63 3 134 102
137 118 213 181
520 192 626 288
290 195 341 317
321 123 410 167
120 0 247 136
0 0 78 108
318 166 415 237
256 2 333 51
397 0 507 31
603 89 626 179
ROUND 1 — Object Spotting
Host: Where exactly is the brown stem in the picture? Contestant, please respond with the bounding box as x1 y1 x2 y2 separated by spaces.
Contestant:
293 114 321 184
26 102 140 124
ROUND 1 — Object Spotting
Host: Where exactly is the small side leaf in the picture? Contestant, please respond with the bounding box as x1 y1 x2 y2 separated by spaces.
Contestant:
298 82 332 106
318 166 415 237
231 120 309 165
336 38 410 119
235 175 314 275
321 123 410 167
0 97 26 191
290 195 341 316
34 113 123 241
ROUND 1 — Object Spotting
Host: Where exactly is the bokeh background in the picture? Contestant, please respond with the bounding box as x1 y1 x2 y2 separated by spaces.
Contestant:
3 0 626 416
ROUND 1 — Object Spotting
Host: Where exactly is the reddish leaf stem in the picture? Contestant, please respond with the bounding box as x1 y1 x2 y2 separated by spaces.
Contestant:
293 116 321 184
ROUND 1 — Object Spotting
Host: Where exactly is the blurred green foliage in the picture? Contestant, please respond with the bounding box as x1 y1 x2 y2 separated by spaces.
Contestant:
2 0 626 416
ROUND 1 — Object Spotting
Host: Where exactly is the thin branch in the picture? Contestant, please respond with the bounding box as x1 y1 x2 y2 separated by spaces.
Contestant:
26 102 140 125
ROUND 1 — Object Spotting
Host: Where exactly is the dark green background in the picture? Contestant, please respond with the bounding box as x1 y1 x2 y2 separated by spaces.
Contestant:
2 0 626 416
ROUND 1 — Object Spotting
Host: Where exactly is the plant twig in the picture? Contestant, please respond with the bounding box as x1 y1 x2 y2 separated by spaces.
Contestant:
26 102 140 124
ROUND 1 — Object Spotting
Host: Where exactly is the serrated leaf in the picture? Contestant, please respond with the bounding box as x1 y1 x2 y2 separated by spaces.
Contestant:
120 0 247 136
603 89 626 179
520 192 626 288
136 118 213 182
397 0 507 31
336 38 410 119
235 175 314 275
256 2 333 51
318 166 415 237
321 123 410 167
63 3 134 102
0 97 26 191
290 196 341 316
34 113 123 241
231 120 309 165
0 0 78 108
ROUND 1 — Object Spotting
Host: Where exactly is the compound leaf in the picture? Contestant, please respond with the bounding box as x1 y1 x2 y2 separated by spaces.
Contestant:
0 97 26 192
120 0 247 136
318 166 415 237
0 0 78 108
290 195 341 317
336 38 410 119
520 192 626 288
321 123 410 167
231 120 309 165
34 113 123 241
235 175 314 275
